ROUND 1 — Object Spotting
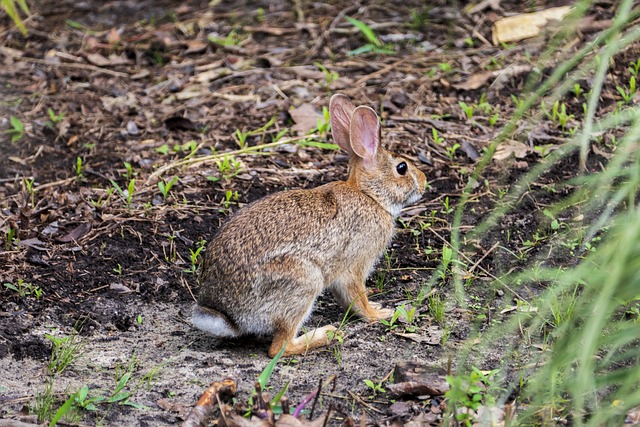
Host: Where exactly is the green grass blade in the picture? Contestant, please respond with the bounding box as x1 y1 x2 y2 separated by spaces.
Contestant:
344 16 381 46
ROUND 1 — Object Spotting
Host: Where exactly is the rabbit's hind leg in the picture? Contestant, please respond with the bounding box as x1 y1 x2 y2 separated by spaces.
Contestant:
268 322 337 358
192 305 239 337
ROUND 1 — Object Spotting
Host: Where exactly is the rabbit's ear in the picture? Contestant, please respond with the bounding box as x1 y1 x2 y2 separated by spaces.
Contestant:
349 106 380 168
329 94 356 154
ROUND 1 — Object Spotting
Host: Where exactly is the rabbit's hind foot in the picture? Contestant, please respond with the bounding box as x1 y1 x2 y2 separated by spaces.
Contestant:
268 325 339 358
192 305 239 338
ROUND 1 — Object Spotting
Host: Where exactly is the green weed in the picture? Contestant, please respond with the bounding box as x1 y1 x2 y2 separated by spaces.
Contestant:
6 115 24 142
4 278 42 300
157 176 179 200
345 16 394 55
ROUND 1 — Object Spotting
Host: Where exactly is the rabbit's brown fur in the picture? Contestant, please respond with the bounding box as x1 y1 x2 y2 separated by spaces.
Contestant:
193 94 426 357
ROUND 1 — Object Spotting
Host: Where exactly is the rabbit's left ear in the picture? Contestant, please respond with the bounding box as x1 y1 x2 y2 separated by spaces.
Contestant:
349 106 380 169
329 94 356 154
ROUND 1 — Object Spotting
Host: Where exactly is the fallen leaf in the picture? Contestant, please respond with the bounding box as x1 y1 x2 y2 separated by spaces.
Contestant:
109 283 133 293
493 140 531 161
290 103 321 135
17 238 47 251
56 223 91 243
453 71 493 91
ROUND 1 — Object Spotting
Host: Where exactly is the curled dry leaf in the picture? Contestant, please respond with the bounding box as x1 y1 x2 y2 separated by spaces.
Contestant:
55 222 91 243
290 103 321 135
493 140 531 161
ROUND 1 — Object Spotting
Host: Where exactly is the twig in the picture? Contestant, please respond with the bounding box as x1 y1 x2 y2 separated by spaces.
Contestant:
144 134 318 185
355 57 410 86
19 57 129 78
346 391 384 414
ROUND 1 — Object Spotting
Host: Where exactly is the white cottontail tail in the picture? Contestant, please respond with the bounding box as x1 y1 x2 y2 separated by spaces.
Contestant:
193 94 427 357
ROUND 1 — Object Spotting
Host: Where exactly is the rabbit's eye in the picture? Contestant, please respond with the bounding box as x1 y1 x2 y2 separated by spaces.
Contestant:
396 161 408 175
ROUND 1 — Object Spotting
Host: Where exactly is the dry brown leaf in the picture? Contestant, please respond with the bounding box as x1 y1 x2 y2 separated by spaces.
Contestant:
452 71 493 91
493 140 531 160
290 103 321 135
56 223 91 243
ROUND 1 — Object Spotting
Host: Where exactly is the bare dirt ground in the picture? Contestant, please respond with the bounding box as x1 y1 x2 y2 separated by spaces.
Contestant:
0 0 636 426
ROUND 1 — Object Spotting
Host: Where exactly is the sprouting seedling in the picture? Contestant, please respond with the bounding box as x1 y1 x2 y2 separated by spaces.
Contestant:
24 178 35 206
209 154 243 182
345 16 395 56
184 239 206 274
616 76 636 104
110 179 135 206
47 108 65 124
6 116 24 142
432 128 445 145
314 62 339 88
75 157 84 178
488 113 499 126
628 58 640 76
158 176 179 201
234 129 249 149
445 143 461 161
458 101 474 121
363 378 386 398
572 83 584 97
316 106 331 137
123 162 135 179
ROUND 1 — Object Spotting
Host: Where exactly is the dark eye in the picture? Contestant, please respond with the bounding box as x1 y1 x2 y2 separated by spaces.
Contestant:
396 161 408 175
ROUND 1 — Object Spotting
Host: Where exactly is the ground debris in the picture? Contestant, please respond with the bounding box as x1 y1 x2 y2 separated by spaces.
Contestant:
388 361 449 398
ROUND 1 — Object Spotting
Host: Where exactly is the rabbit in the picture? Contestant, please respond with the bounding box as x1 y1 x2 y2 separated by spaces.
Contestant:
193 94 427 357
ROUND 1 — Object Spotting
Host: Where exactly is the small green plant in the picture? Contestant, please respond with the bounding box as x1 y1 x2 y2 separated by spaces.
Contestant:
628 58 640 76
458 101 474 121
75 156 83 178
445 367 501 426
110 179 135 207
315 62 339 89
438 62 453 75
541 100 574 131
431 128 445 145
4 225 17 250
113 263 123 275
208 30 244 47
6 115 24 142
441 196 454 215
345 16 394 56
316 106 331 138
616 76 636 104
428 293 446 325
24 177 35 206
220 190 239 212
234 128 249 149
445 143 460 161
45 333 83 376
363 378 386 399
488 113 499 126
209 154 243 182
379 306 402 332
510 94 525 110
572 83 584 97
157 176 179 201
184 239 206 274
4 279 43 299
47 108 65 124
122 162 135 179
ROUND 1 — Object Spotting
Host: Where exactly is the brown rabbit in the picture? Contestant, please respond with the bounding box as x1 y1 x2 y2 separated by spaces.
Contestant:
193 94 427 357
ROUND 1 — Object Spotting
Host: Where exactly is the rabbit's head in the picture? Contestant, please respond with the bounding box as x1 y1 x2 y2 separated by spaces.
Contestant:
329 94 427 218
